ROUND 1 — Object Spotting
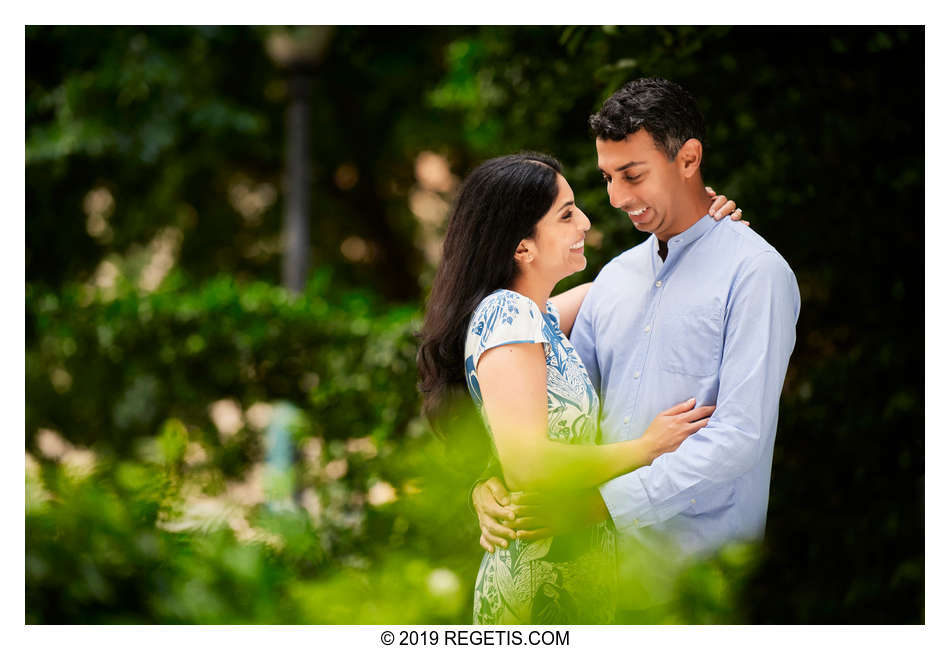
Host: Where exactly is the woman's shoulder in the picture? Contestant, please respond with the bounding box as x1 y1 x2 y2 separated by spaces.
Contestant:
467 289 546 348
471 289 543 324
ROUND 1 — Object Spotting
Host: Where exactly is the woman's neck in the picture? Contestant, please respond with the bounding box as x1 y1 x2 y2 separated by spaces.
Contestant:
508 274 554 314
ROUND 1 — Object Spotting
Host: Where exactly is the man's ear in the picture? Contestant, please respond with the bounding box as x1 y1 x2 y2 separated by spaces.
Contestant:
514 239 534 265
677 138 703 179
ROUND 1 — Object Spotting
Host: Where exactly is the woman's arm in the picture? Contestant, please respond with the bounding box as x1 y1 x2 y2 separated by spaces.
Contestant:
477 341 711 492
549 282 592 337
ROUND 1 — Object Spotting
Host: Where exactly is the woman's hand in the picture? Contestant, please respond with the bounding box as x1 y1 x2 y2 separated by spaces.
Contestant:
640 398 715 463
705 186 749 225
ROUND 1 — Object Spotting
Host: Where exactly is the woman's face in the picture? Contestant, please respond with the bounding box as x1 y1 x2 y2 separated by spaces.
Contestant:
520 173 591 282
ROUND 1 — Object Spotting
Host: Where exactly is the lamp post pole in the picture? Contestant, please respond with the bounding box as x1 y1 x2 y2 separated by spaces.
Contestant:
283 67 312 293
266 27 333 294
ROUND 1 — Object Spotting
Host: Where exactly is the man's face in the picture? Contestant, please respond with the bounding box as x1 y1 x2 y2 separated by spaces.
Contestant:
596 130 684 242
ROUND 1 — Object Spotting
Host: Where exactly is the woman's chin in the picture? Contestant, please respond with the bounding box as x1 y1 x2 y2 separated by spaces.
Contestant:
552 259 587 284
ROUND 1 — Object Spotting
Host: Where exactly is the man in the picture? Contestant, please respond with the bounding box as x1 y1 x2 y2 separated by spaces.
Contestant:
472 78 800 571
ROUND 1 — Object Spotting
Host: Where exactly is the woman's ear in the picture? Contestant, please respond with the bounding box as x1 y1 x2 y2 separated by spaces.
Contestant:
514 239 535 265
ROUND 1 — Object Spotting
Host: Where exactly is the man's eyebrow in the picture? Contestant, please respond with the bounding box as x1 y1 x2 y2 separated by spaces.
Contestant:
614 161 645 172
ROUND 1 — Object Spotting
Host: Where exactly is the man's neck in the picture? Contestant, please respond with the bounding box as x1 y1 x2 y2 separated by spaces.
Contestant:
656 183 711 259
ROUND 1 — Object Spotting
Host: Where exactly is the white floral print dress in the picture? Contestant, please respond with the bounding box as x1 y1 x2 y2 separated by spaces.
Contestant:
464 289 616 624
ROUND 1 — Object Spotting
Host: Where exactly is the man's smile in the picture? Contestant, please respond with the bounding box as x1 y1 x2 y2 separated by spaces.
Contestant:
627 206 651 223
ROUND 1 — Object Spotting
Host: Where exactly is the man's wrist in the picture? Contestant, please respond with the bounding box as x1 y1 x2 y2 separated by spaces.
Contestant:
468 479 486 515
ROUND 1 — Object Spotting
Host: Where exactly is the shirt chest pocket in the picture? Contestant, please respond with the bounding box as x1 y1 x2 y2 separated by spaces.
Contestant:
657 303 723 377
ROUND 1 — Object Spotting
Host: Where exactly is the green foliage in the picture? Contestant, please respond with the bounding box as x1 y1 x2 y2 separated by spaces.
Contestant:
26 26 923 623
27 270 420 459
26 379 743 624
28 450 299 624
25 269 494 623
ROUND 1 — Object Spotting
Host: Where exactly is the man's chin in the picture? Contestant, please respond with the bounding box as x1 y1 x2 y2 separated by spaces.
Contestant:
631 220 657 233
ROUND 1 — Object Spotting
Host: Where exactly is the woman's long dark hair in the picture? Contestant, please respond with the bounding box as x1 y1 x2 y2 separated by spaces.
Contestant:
417 152 563 435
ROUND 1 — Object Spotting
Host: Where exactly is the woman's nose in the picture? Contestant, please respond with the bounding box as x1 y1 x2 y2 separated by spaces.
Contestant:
579 210 591 231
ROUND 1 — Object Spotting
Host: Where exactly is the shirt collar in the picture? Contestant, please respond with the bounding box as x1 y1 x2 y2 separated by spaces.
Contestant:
652 213 718 257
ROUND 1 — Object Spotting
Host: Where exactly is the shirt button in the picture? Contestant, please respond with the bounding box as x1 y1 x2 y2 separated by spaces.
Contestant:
690 499 696 504
633 519 640 526
633 371 640 378
655 281 662 287
623 416 630 425
644 325 651 333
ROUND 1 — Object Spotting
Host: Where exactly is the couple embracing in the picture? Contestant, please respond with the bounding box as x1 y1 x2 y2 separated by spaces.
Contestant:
417 77 800 624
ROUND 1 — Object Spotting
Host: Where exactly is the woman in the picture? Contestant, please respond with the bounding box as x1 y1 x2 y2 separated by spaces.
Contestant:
417 152 740 624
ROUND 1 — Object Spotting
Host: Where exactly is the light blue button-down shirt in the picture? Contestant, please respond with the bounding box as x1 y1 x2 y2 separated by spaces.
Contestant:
571 214 800 557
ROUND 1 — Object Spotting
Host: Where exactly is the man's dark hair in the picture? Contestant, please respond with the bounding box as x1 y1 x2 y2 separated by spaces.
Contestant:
589 77 706 161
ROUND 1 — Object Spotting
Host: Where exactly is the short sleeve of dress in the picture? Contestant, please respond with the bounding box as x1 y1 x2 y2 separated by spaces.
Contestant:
464 290 549 404
545 300 561 329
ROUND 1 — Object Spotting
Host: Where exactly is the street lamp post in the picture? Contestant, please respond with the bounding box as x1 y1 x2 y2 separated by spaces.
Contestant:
266 27 333 294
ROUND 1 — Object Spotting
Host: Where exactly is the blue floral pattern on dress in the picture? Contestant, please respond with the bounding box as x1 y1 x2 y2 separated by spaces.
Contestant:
463 289 616 624
465 290 600 444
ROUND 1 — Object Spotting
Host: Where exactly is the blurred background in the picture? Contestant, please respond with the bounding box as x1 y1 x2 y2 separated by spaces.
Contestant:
25 26 923 624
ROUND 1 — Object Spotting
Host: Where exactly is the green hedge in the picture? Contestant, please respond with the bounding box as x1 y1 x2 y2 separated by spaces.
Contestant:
27 270 420 456
26 271 495 623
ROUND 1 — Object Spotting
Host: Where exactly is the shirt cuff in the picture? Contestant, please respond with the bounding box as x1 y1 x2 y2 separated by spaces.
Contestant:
599 472 658 533
599 469 697 533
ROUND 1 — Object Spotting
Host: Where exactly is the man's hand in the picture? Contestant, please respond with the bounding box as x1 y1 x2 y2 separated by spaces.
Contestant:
472 477 516 553
508 489 610 542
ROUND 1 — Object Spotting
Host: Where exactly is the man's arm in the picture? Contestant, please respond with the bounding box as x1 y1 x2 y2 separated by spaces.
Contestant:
599 251 800 531
549 282 592 338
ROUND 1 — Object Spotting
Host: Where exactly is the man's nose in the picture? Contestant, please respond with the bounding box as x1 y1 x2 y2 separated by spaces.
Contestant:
607 182 624 209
